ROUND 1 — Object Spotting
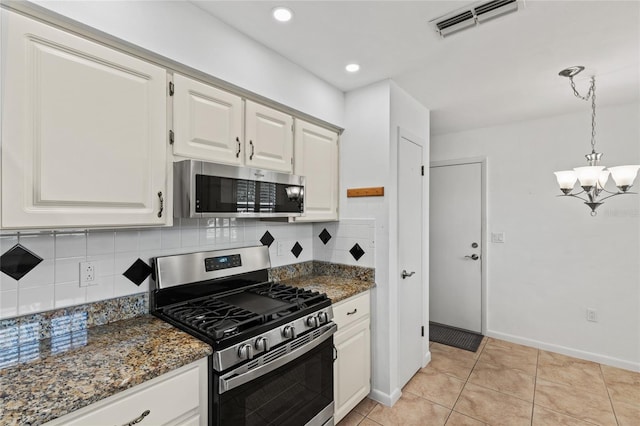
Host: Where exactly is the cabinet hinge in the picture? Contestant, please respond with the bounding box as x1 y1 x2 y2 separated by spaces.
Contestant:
421 326 424 337
169 130 174 144
169 81 174 96
421 165 424 176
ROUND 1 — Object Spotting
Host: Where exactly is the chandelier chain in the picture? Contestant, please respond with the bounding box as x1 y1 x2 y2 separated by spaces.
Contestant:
569 76 596 152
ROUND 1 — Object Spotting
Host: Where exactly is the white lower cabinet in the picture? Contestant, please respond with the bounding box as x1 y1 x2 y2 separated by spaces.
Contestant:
333 291 371 423
44 358 208 426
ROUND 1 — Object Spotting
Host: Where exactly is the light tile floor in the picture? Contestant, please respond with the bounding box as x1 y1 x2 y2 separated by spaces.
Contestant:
337 337 640 426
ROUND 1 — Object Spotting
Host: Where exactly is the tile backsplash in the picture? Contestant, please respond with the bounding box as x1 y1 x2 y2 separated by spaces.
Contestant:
313 219 375 268
0 218 375 320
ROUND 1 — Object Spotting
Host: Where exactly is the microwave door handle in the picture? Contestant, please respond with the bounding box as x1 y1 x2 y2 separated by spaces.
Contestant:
219 323 336 394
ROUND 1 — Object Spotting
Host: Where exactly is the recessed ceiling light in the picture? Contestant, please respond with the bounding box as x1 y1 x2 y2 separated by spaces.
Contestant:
272 7 293 22
345 63 360 73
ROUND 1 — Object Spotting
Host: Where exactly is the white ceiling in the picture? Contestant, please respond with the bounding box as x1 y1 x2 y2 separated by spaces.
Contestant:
192 0 640 134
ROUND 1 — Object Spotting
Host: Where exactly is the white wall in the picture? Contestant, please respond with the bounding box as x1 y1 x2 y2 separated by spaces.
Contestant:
341 80 430 404
29 0 344 126
431 102 640 370
341 80 392 402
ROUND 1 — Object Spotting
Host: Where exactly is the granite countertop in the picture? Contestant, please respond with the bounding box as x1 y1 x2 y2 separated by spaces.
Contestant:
0 315 212 426
280 275 375 303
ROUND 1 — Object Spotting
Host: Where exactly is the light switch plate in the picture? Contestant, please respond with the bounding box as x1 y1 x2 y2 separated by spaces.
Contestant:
491 232 505 243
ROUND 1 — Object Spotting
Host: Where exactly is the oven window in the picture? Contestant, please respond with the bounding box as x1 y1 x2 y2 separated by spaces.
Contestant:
215 337 333 426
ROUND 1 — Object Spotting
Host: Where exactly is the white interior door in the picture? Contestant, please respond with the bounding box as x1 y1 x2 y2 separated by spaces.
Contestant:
397 133 424 388
429 162 482 333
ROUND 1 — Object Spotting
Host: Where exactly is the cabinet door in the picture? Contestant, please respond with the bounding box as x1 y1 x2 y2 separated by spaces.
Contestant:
1 11 168 229
245 100 293 173
334 318 371 423
173 74 243 165
294 119 339 222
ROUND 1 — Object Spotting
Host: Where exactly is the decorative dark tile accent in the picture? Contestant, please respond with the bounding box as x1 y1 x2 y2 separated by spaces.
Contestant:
291 242 303 258
260 230 275 248
349 243 365 261
318 228 332 245
123 259 152 286
0 244 43 281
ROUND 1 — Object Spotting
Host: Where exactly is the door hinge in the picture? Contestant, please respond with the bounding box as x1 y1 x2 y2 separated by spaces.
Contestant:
421 325 424 337
169 130 174 144
169 81 174 96
421 166 424 176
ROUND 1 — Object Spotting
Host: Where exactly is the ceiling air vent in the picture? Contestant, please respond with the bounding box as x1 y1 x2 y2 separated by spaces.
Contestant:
430 0 523 38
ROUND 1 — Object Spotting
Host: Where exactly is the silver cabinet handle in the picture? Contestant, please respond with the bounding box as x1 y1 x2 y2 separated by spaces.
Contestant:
236 137 241 158
464 254 479 260
249 140 255 160
157 192 164 218
401 270 415 279
122 409 150 426
346 309 357 315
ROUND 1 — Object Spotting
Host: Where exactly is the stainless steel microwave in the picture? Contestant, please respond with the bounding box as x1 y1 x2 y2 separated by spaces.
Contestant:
174 160 305 218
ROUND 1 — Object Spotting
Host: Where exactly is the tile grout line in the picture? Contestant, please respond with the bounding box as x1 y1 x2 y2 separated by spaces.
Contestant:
530 348 539 426
446 337 488 425
532 352 613 426
600 363 621 426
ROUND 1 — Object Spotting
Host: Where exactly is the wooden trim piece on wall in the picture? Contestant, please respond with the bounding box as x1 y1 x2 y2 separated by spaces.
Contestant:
347 187 384 197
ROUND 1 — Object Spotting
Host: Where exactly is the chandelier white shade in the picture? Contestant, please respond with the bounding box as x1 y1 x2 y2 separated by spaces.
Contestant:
553 66 639 215
608 165 640 190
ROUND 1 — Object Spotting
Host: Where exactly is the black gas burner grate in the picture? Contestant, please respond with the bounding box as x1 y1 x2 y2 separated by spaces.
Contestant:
160 282 329 341
249 283 326 308
164 298 264 339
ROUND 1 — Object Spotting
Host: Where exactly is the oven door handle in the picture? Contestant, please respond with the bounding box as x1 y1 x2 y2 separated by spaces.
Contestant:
219 323 337 394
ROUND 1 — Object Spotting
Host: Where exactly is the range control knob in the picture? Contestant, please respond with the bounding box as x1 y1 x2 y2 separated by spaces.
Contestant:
282 325 296 339
317 311 328 324
306 316 318 328
238 344 254 360
255 336 270 352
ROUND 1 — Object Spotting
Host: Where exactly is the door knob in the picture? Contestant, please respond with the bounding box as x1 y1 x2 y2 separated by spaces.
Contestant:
401 270 415 279
464 254 479 260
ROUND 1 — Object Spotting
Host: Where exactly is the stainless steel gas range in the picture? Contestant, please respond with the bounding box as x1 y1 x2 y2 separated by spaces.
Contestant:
151 245 336 426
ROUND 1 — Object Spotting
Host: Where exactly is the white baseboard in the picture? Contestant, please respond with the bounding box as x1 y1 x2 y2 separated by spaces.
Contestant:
423 350 431 368
486 330 640 372
368 387 402 407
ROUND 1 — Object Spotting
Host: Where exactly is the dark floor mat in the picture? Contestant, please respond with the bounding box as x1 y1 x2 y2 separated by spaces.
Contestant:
429 322 484 352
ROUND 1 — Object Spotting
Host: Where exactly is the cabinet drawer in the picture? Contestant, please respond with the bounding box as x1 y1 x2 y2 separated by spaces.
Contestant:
333 291 370 331
46 359 205 426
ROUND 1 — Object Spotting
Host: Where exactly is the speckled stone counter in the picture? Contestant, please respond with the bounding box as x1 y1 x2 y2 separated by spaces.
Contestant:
280 275 375 303
271 261 375 303
0 315 212 426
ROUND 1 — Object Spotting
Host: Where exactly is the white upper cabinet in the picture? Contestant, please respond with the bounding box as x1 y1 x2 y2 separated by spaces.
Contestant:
293 119 339 222
172 74 243 165
245 100 294 173
1 11 168 229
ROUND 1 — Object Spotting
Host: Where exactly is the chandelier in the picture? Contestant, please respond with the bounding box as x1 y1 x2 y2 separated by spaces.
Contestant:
553 66 639 216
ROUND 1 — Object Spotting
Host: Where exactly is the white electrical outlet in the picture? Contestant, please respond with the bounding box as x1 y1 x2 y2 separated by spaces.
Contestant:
586 308 598 322
80 261 98 287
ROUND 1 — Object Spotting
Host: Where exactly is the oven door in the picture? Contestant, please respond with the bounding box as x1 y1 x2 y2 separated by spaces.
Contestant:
214 324 336 426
